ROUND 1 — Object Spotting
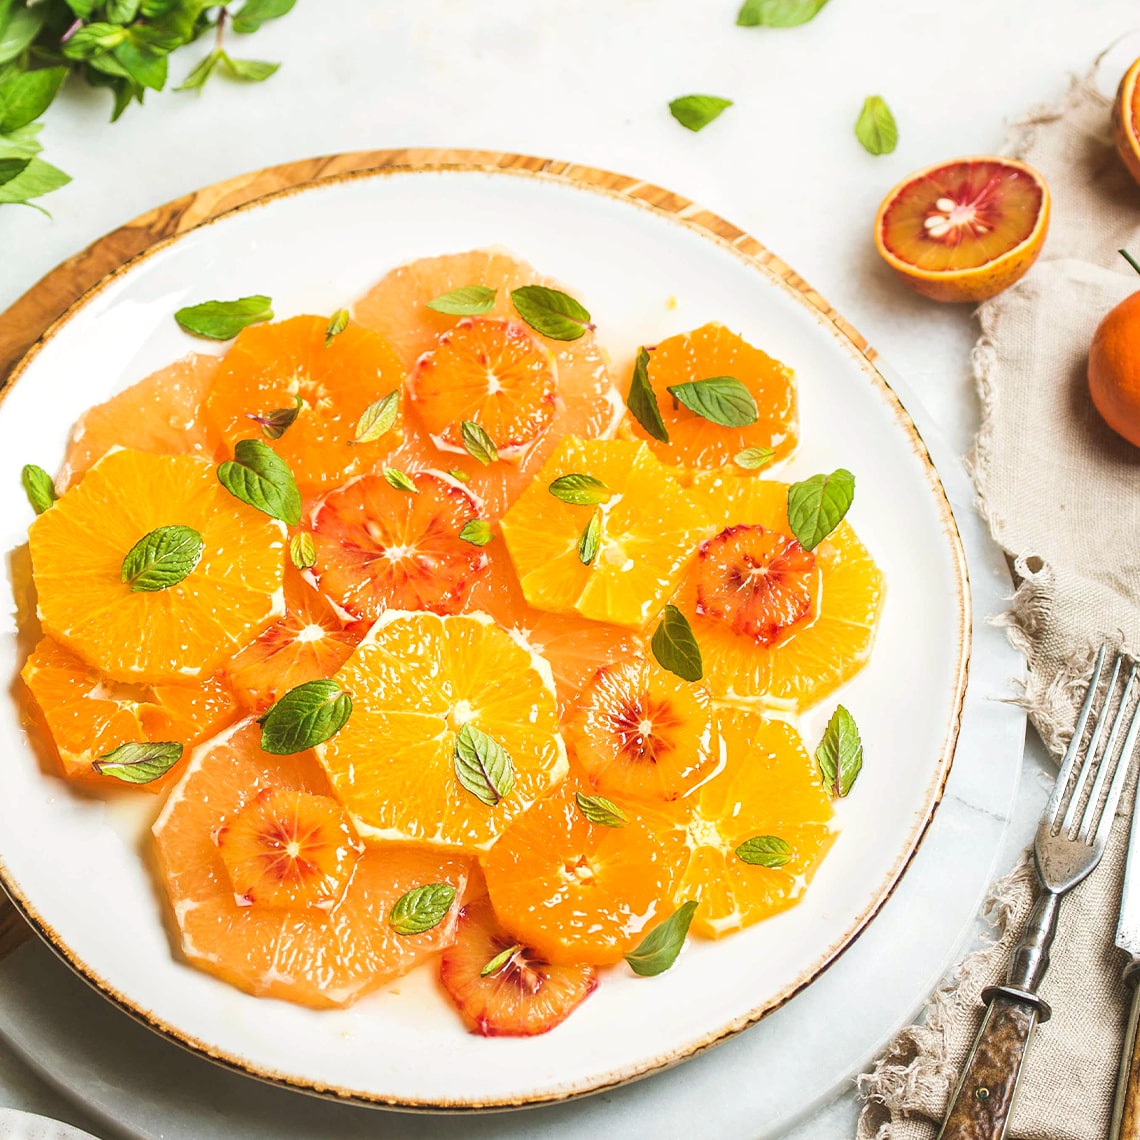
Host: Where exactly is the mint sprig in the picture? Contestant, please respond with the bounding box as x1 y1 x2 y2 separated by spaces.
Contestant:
787 469 855 551
666 376 758 427
20 463 56 514
855 95 898 156
624 901 698 976
651 604 703 682
92 740 182 784
737 0 830 26
511 285 592 341
120 524 204 592
260 679 353 755
626 346 669 442
217 438 301 526
426 285 496 316
453 722 514 807
669 94 732 133
389 882 456 936
816 705 863 797
175 295 273 340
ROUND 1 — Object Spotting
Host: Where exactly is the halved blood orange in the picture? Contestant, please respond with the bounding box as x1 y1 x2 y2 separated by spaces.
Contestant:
153 720 470 1008
309 470 489 620
1114 57 1140 189
409 318 557 457
874 157 1050 302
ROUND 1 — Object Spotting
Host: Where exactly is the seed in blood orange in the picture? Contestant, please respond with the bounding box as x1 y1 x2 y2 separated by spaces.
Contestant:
874 156 1050 303
29 449 286 685
310 470 489 620
563 656 721 803
204 315 405 493
671 473 884 709
21 635 237 787
409 318 557 457
153 719 470 1008
225 566 365 711
60 354 224 490
439 895 597 1036
669 708 835 938
480 774 687 965
619 324 797 469
1114 57 1140 189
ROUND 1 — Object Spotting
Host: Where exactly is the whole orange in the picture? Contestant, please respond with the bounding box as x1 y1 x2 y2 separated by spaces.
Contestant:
1088 289 1140 447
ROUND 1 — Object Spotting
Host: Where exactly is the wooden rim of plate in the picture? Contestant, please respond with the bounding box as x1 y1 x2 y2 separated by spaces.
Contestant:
0 148 970 1109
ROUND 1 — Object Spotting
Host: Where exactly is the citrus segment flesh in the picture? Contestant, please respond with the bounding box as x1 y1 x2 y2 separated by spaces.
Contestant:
204 316 405 492
1114 57 1140 188
310 471 489 620
671 709 834 938
60 354 224 490
620 324 797 469
672 474 883 709
29 449 286 684
875 157 1050 302
439 895 598 1036
480 775 686 965
563 656 720 803
225 567 365 710
21 635 237 785
153 720 470 1008
500 437 711 629
409 318 557 456
316 611 567 851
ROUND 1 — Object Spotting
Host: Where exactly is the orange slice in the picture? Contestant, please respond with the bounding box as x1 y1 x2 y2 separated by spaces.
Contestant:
204 316 405 493
480 774 687 965
316 611 567 852
1115 57 1140 189
563 656 721 803
59 354 224 491
310 470 489 620
224 566 365 711
619 324 797 469
153 720 470 1008
670 708 835 938
499 437 711 629
672 473 883 709
29 449 286 685
21 635 237 787
408 318 557 457
874 157 1050 303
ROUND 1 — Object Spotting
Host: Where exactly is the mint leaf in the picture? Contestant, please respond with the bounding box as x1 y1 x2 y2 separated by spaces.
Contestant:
481 943 521 977
669 94 732 133
624 900 698 976
453 723 514 807
461 419 498 465
105 0 142 22
577 507 602 566
737 0 829 26
787 469 855 550
816 705 862 797
289 531 316 570
734 446 774 471
0 156 70 208
352 390 399 444
666 376 758 427
626 346 668 442
175 295 273 340
0 67 67 133
176 49 222 91
217 438 302 526
220 54 279 83
855 95 898 156
736 835 793 867
62 22 128 62
548 473 608 505
114 35 169 92
575 792 627 828
0 156 28 187
459 519 493 546
231 0 297 34
511 285 592 341
0 6 44 66
247 394 302 440
325 308 349 346
389 882 456 936
120 525 204 592
448 468 471 483
92 740 182 784
426 285 496 316
651 604 703 682
260 679 352 755
383 467 418 493
21 463 56 514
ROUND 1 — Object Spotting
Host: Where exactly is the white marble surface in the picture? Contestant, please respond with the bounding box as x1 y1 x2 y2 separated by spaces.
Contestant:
0 0 1136 1135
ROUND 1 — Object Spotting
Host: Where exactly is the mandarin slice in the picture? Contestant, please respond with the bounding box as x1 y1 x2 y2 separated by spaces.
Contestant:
204 315 405 493
671 709 835 938
225 566 365 710
618 323 797 470
21 635 237 787
440 895 597 1037
409 318 557 457
153 720 470 1008
672 473 884 709
310 470 489 620
29 449 286 685
563 656 721 803
480 775 686 965
316 611 567 852
60 354 224 491
499 437 711 629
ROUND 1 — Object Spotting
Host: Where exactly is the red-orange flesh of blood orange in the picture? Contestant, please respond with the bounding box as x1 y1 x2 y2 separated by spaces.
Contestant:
696 524 817 645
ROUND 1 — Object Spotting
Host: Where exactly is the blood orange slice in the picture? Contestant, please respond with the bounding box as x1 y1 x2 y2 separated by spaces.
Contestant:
874 157 1050 302
1114 57 1140 189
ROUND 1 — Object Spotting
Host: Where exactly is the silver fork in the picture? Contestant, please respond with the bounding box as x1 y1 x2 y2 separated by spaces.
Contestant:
939 644 1140 1140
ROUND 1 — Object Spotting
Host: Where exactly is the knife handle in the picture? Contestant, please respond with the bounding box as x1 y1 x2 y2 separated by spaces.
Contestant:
937 988 1045 1140
1111 965 1140 1140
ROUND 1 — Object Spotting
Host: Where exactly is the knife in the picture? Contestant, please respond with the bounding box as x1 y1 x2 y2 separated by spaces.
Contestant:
1111 779 1140 1139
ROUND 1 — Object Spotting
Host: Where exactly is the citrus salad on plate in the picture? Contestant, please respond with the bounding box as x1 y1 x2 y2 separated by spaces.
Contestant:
15 249 884 1037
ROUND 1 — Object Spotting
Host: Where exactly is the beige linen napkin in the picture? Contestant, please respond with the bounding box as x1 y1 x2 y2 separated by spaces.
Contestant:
856 75 1140 1139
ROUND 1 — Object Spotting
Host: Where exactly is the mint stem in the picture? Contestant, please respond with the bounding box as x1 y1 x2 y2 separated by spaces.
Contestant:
215 6 227 50
1120 249 1140 277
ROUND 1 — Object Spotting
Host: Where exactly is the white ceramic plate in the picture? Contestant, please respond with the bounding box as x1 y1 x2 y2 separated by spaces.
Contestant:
0 1108 98 1140
0 161 968 1109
